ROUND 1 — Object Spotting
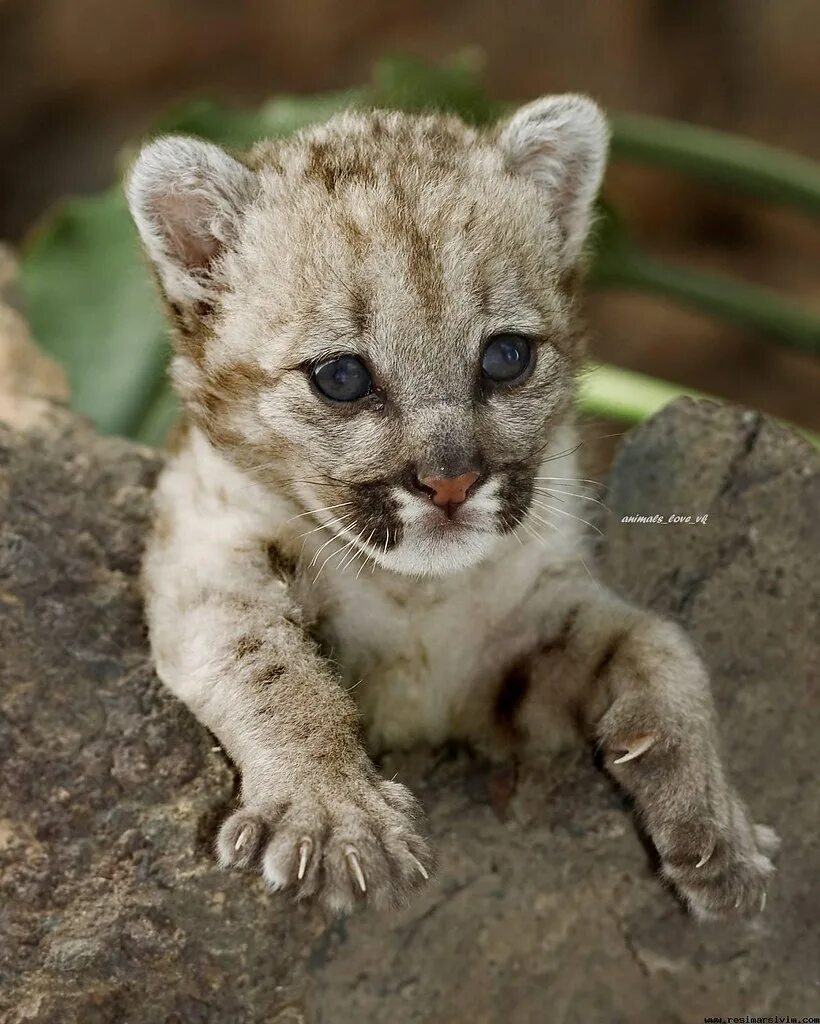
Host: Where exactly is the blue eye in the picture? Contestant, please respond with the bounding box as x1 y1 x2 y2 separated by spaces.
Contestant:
311 355 372 402
481 333 532 384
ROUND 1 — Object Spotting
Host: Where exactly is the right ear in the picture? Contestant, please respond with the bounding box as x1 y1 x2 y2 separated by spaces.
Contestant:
126 136 257 310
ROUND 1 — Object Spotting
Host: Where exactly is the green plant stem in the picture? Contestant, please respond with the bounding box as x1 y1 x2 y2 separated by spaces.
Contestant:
610 114 820 218
592 250 820 354
578 362 820 448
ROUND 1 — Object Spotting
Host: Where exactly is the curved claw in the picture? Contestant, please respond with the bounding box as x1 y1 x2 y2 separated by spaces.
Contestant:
234 825 253 852
297 837 312 881
696 846 714 869
345 846 367 893
612 733 657 765
410 853 429 881
759 890 767 913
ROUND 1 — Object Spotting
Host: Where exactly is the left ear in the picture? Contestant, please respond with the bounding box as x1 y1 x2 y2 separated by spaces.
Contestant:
126 136 258 311
498 94 609 269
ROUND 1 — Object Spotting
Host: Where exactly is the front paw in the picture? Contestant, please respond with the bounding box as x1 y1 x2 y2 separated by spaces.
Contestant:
605 721 779 918
657 806 779 919
215 776 432 914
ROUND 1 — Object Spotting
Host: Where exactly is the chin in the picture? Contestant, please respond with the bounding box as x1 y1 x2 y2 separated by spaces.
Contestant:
378 522 502 578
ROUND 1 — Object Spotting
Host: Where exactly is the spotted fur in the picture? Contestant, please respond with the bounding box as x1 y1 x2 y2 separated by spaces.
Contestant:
128 97 776 917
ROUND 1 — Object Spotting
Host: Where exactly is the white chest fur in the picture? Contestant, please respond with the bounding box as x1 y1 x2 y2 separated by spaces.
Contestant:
308 530 575 751
157 429 589 752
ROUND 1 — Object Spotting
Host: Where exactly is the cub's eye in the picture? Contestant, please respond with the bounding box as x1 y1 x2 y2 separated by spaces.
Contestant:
481 333 532 384
311 355 372 402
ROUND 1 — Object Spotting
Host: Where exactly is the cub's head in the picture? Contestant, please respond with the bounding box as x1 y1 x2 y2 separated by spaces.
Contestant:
127 99 608 576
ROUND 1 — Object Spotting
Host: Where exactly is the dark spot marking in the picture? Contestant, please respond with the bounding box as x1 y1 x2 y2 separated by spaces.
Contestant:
266 542 297 580
253 662 285 688
341 216 368 259
236 634 264 659
164 298 212 363
462 200 478 236
494 660 531 730
348 287 370 335
540 605 580 655
306 141 377 192
592 631 627 682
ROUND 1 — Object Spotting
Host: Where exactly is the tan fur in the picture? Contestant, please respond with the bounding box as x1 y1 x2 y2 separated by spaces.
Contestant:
127 98 776 917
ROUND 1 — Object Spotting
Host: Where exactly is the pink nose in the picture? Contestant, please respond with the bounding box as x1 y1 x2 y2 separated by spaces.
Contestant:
417 471 480 509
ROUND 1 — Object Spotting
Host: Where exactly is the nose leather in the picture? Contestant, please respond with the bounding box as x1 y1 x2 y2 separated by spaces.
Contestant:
418 471 480 508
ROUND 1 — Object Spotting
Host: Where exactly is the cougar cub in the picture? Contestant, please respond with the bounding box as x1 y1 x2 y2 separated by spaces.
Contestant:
126 96 776 917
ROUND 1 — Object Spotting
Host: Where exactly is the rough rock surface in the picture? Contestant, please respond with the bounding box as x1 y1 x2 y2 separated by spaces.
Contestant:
1 399 818 1024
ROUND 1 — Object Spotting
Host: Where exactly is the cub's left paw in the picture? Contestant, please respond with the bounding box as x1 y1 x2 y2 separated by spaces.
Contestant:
659 809 779 919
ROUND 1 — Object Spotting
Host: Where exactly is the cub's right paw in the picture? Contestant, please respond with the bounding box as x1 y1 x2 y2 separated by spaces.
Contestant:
216 777 432 914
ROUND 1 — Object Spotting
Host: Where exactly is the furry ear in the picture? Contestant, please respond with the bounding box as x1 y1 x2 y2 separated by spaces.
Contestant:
126 136 257 308
499 95 609 269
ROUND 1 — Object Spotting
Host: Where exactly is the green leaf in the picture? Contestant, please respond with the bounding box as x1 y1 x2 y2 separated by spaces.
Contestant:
610 113 820 219
579 362 819 448
20 90 362 443
18 59 820 446
370 54 502 124
21 188 169 439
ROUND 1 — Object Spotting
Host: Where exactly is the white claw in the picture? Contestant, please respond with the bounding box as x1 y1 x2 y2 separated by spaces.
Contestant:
345 847 367 893
612 733 657 765
410 854 429 880
696 847 713 869
735 890 744 909
297 838 312 881
235 825 252 852
759 891 767 913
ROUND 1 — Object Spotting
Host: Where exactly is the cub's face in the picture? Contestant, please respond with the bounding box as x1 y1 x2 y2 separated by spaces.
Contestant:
127 101 608 576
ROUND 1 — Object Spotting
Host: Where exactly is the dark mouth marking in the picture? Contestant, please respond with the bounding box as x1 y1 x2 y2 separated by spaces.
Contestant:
497 464 537 533
347 482 404 553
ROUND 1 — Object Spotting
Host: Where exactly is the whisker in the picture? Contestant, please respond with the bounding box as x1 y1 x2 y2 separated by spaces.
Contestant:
373 527 390 574
533 476 603 488
297 512 354 560
297 511 356 541
288 501 354 523
527 508 560 535
533 487 608 509
355 530 377 579
500 512 525 546
520 517 549 548
309 521 357 569
339 527 368 573
530 498 603 537
314 536 356 583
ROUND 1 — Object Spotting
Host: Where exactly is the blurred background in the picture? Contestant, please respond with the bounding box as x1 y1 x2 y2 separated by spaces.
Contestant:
1 0 818 463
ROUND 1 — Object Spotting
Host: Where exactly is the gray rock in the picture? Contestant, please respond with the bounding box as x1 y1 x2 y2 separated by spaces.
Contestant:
1 398 817 1024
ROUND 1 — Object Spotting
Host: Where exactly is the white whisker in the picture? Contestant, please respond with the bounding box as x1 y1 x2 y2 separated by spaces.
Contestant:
530 498 603 537
309 521 357 570
314 536 355 583
288 501 354 523
355 530 377 579
533 487 607 509
527 508 560 535
533 476 603 487
297 511 356 541
337 526 368 574
520 518 548 547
